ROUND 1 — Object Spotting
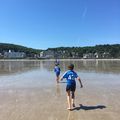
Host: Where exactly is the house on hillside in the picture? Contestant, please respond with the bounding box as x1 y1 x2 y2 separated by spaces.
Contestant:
83 53 95 59
83 52 110 59
102 52 110 58
4 50 26 59
0 53 4 58
40 50 54 58
94 52 103 59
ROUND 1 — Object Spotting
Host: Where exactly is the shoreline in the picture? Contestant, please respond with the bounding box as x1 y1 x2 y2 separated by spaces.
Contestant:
0 58 120 61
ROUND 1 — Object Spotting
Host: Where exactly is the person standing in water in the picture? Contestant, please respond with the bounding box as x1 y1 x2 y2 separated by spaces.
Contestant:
54 62 61 83
60 64 83 110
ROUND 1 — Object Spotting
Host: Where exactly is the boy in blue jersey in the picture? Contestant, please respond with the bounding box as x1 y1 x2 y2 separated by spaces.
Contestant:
60 64 83 110
54 63 61 83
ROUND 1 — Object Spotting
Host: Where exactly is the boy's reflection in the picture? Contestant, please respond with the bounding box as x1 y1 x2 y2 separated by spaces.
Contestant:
67 111 75 120
56 84 61 96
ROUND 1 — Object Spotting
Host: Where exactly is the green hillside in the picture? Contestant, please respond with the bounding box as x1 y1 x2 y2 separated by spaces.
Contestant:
0 43 42 57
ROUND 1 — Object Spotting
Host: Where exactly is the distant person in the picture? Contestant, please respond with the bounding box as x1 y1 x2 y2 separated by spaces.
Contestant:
54 63 61 83
60 64 83 110
55 59 60 65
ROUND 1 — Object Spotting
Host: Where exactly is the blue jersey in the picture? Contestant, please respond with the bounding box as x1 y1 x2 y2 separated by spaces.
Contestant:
62 70 78 85
54 66 60 74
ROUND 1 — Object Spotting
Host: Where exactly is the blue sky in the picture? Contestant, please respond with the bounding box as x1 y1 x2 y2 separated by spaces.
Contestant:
0 0 120 49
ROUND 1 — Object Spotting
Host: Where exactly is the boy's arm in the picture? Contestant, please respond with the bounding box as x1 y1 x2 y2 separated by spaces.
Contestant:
77 77 83 88
54 67 56 72
59 71 67 82
59 76 63 81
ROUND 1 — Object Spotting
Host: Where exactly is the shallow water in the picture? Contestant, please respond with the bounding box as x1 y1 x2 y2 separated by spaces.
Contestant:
0 60 120 120
0 60 120 75
0 60 120 88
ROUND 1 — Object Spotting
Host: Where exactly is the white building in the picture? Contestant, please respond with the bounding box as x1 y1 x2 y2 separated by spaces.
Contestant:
83 53 95 59
4 50 26 58
40 51 44 57
40 50 54 58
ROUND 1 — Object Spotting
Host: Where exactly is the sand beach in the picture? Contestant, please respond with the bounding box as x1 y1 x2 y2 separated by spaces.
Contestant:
0 60 120 120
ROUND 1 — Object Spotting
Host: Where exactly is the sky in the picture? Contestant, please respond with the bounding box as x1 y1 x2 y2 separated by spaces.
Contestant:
0 0 120 50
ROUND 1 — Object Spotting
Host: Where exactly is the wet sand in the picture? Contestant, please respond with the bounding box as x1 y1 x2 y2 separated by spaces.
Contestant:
0 60 120 120
0 76 120 120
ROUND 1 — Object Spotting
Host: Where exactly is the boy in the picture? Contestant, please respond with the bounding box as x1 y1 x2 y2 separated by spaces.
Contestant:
54 63 61 83
60 64 83 110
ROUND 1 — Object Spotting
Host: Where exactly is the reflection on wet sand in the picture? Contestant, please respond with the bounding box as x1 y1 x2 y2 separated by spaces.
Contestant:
56 84 61 97
0 60 120 76
0 60 120 120
67 111 73 120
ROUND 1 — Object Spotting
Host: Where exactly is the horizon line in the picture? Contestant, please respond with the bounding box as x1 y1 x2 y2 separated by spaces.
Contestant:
0 42 120 50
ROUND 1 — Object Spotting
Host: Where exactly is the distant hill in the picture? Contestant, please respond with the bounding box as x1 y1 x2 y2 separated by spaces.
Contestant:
47 44 120 59
0 43 42 57
0 43 120 59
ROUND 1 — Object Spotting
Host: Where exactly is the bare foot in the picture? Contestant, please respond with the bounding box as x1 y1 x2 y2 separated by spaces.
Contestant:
67 108 72 111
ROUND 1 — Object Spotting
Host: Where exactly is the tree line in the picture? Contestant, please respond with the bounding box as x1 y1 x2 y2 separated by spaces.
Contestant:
0 43 120 59
47 44 120 58
0 43 42 57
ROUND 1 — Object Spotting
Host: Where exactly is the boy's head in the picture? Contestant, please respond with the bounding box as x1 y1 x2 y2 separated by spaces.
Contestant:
68 64 74 70
55 62 59 66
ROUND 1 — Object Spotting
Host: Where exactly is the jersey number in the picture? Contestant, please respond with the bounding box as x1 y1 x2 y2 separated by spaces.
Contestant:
68 75 74 80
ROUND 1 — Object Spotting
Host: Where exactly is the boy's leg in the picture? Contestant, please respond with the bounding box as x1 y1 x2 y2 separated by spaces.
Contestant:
71 91 75 107
56 74 59 83
56 73 60 83
56 76 59 83
66 91 72 110
71 84 76 107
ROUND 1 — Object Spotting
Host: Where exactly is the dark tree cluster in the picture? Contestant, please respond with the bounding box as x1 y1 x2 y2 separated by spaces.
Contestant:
0 43 42 57
48 44 120 59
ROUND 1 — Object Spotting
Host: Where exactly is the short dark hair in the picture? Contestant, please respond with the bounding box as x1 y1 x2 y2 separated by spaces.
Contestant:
55 62 59 66
68 64 74 70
